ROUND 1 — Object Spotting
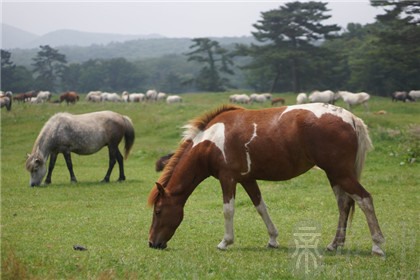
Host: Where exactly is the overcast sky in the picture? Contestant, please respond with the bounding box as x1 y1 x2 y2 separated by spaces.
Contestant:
2 1 384 38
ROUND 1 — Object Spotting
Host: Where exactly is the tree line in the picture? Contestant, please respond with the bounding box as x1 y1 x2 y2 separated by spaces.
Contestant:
2 1 419 96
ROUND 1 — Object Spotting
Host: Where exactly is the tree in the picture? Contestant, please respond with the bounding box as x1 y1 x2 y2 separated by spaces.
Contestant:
185 38 234 91
367 0 420 94
238 1 340 92
1 50 34 91
32 45 67 91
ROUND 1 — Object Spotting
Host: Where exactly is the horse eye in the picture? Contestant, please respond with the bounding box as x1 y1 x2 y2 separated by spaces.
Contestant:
155 209 161 215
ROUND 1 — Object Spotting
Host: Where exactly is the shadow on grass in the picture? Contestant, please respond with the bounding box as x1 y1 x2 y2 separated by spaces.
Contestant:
30 179 146 189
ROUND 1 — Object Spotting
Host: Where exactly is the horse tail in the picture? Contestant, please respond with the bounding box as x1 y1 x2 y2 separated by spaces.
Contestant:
349 116 374 225
122 116 135 159
354 116 373 180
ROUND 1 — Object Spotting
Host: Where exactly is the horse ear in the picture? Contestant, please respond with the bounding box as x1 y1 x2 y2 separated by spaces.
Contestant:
26 153 31 159
156 182 165 196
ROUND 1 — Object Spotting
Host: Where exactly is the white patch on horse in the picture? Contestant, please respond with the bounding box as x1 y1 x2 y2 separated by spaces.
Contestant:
191 122 227 162
280 103 355 127
241 123 258 175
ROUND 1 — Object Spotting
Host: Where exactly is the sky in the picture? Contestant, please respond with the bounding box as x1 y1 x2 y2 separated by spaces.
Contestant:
1 1 384 38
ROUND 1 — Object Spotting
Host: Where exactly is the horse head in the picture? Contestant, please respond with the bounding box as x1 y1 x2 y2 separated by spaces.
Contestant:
148 182 184 249
25 150 47 187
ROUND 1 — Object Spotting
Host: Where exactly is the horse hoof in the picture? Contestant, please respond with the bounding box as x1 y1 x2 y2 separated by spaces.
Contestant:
372 245 385 258
267 242 279 249
326 243 336 252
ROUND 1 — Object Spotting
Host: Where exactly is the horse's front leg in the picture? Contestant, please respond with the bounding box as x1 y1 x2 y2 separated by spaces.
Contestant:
45 153 57 184
217 179 237 250
63 152 77 183
242 180 279 248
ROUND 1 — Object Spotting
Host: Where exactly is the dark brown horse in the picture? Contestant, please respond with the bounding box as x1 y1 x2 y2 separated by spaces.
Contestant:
155 153 174 172
148 103 385 256
60 91 79 104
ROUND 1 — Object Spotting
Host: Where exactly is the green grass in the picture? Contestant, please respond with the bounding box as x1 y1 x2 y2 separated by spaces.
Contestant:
1 93 419 279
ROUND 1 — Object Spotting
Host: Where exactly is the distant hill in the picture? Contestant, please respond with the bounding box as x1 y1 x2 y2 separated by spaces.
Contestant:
25 29 163 48
1 24 164 49
1 24 39 49
7 36 256 68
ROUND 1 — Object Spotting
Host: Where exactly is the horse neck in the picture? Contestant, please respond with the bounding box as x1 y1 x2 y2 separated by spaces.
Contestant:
32 124 54 159
165 149 210 206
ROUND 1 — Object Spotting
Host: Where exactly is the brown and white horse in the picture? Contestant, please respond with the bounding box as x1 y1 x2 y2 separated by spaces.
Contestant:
26 111 135 186
148 103 385 256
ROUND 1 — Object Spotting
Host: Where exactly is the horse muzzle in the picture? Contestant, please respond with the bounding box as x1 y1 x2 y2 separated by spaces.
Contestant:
149 241 167 250
30 181 41 187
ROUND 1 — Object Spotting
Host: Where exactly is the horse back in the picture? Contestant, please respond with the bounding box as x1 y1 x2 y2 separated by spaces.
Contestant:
198 104 360 181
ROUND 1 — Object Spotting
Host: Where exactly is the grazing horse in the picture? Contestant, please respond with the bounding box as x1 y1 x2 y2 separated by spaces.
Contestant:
147 104 385 257
337 91 370 111
308 90 338 104
296 93 308 104
271 97 285 106
0 91 13 111
408 90 420 101
392 91 413 102
60 91 79 104
155 153 175 172
26 111 135 186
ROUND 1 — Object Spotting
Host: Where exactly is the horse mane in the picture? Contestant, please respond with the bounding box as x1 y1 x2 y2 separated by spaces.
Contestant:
147 104 243 207
182 104 243 141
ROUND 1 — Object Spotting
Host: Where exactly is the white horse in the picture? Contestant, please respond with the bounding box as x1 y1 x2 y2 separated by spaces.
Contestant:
130 93 145 102
26 111 135 186
409 90 420 101
250 93 268 103
309 90 337 104
337 91 370 111
230 94 250 104
35 91 52 103
296 93 308 104
146 89 158 101
101 92 122 102
157 92 167 101
0 91 13 111
166 95 182 104
86 91 102 102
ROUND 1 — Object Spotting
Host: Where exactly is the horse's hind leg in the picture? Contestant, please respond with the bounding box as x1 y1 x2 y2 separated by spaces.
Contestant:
327 185 354 251
115 148 125 182
332 177 385 256
103 145 125 182
242 180 279 248
103 146 117 182
349 192 385 256
63 152 77 183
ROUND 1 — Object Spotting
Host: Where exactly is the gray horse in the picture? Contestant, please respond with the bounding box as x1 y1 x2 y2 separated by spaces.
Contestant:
26 111 135 186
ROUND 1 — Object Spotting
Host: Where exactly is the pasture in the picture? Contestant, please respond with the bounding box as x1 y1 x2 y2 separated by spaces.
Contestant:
1 93 419 279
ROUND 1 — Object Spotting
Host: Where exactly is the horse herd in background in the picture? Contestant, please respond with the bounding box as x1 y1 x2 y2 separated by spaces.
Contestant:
0 89 183 111
230 90 420 111
1 89 419 112
86 89 183 104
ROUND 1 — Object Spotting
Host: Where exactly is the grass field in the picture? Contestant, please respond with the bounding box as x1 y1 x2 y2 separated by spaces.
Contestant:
1 93 419 279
